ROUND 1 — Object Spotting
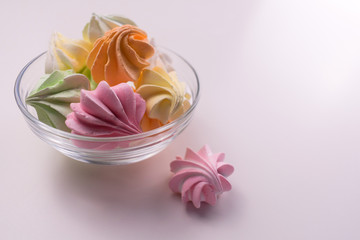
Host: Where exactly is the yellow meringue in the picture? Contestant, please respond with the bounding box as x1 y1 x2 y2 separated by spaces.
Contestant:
136 67 191 124
45 32 92 74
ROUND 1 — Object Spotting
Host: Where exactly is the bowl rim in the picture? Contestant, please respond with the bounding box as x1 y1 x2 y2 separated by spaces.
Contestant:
14 47 200 142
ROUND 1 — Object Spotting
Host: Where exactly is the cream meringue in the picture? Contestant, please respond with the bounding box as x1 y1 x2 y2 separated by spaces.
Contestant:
26 70 90 131
87 25 155 86
136 67 190 124
83 13 136 44
149 39 174 72
45 32 92 74
169 145 234 208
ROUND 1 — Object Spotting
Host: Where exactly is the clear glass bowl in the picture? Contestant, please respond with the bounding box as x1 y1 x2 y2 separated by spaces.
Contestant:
14 48 200 165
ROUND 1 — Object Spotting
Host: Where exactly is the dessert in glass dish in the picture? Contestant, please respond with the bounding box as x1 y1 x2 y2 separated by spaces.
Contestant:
15 13 200 164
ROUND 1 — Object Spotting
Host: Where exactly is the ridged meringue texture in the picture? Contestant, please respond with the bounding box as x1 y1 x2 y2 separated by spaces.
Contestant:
169 145 234 208
45 32 92 74
136 67 191 124
87 25 155 86
26 70 90 132
83 13 137 44
65 81 146 138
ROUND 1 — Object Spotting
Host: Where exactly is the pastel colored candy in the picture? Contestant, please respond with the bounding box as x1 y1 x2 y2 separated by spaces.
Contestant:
45 32 92 74
148 38 174 72
136 67 191 124
87 25 155 86
26 70 90 132
140 113 163 132
169 145 234 208
66 81 146 138
83 13 137 44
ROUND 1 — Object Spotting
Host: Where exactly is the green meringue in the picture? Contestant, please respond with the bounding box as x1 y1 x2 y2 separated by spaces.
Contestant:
26 70 90 132
79 66 98 90
82 13 137 44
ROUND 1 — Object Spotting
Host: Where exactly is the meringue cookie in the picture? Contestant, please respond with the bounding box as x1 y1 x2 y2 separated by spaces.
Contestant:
45 32 92 74
169 145 234 208
87 25 155 86
149 38 174 72
136 67 191 124
83 13 136 44
66 81 146 137
140 113 163 132
26 70 90 131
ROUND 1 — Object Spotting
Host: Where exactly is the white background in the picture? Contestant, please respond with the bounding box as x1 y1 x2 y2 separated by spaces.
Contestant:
1 0 360 239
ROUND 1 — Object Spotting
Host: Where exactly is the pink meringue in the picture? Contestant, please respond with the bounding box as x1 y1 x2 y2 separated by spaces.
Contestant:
169 145 234 208
65 81 146 149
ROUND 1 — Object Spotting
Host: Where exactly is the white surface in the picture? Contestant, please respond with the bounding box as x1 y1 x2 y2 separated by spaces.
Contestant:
1 0 360 239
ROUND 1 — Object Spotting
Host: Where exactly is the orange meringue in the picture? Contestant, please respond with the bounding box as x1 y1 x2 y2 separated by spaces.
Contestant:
87 25 155 86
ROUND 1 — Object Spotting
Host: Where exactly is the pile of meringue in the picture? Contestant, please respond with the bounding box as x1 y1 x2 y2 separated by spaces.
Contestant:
24 14 235 209
26 14 191 140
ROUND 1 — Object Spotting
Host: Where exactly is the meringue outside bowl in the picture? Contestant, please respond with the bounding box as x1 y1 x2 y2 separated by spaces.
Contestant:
14 47 200 165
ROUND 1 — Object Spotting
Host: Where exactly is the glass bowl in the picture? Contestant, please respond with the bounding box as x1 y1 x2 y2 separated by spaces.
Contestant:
14 47 200 165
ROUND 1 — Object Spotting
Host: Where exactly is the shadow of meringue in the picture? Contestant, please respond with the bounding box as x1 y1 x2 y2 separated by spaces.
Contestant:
183 188 242 221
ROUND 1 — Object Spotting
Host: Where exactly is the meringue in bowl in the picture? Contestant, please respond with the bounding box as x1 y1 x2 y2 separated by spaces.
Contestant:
14 47 200 165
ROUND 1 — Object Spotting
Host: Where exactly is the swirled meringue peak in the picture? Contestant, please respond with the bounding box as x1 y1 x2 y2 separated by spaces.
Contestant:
83 13 137 44
66 81 146 138
87 25 155 86
169 145 234 208
45 32 92 74
136 67 191 124
26 70 90 132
